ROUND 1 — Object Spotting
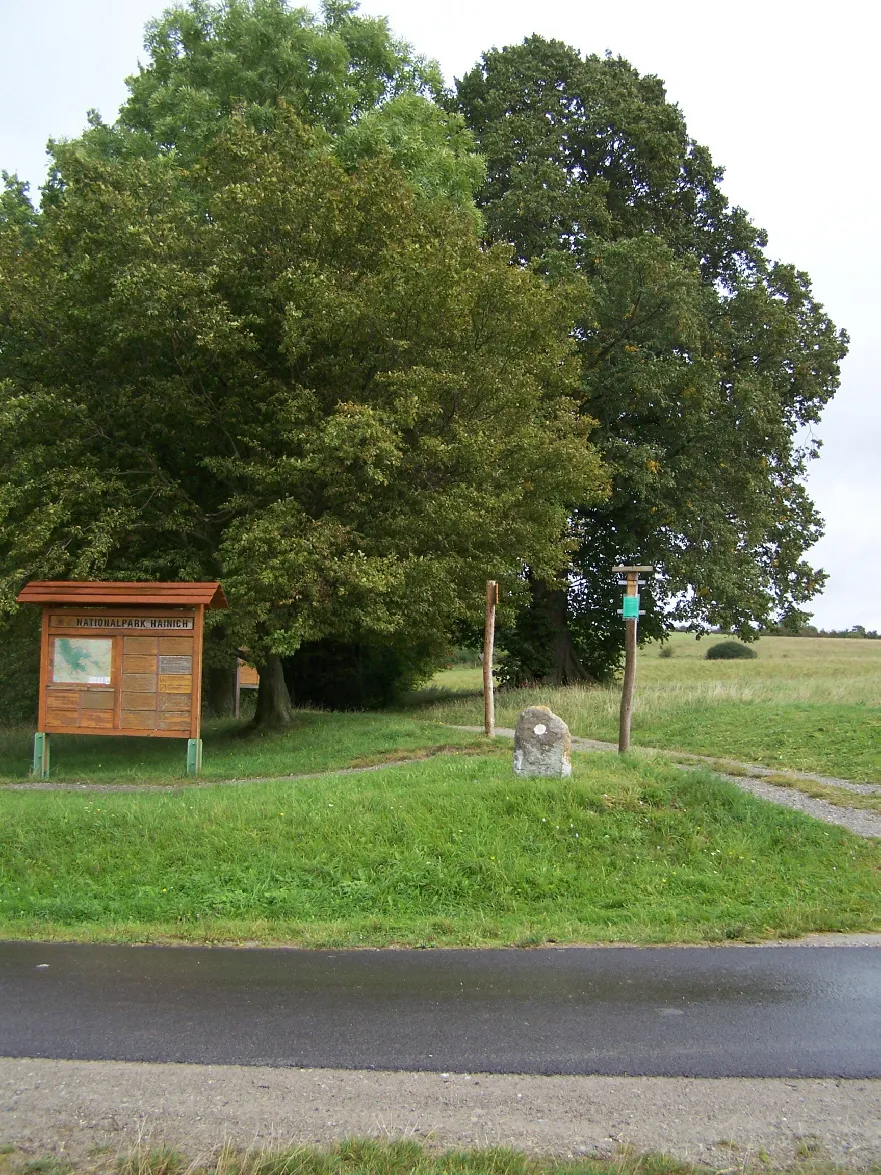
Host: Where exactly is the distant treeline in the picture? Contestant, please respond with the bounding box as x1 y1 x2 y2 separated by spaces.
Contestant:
761 625 880 639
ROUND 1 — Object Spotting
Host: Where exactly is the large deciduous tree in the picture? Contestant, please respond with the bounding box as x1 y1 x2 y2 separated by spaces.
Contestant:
20 0 490 716
455 37 847 682
76 0 485 220
0 115 605 723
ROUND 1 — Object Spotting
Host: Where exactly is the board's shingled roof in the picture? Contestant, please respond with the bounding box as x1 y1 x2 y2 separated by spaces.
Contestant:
16 581 228 608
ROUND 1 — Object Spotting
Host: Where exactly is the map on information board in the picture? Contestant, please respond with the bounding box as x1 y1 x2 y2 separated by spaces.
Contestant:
52 637 113 684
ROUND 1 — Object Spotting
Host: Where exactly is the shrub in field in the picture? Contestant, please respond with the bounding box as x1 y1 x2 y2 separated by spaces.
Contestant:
659 644 674 658
706 641 758 660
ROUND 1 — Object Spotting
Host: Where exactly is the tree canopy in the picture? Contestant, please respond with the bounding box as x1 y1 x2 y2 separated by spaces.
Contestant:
0 9 847 716
0 113 605 712
455 37 847 681
74 0 485 220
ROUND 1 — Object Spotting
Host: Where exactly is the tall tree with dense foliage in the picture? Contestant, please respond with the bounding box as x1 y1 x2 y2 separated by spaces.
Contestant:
74 0 485 219
455 38 847 682
0 116 605 723
3 0 493 718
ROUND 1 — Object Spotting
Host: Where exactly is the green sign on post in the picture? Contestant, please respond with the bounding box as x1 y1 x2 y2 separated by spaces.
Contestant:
622 594 640 619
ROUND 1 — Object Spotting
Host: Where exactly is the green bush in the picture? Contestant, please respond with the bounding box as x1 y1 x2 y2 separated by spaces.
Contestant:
659 644 674 658
705 640 758 661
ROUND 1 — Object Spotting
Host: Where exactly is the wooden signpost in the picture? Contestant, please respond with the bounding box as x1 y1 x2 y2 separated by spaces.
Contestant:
16 581 227 778
612 565 654 754
483 580 499 738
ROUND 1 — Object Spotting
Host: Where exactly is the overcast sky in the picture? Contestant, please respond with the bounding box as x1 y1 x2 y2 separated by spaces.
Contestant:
1 0 878 629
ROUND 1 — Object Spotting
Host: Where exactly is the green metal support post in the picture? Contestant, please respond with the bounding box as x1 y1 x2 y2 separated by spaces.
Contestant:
186 738 203 777
32 732 50 779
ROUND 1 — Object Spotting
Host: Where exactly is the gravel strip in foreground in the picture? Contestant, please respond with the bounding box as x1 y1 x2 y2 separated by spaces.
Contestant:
2 1058 880 1170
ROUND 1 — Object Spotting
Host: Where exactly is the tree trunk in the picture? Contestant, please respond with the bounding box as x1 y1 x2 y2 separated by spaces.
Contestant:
251 653 293 729
531 578 594 686
203 661 237 718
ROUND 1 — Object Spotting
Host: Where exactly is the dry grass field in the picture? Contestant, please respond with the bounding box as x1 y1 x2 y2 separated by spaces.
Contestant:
413 635 881 782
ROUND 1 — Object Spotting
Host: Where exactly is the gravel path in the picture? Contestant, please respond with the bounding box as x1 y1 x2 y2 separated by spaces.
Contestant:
0 757 431 794
2 1057 880 1170
456 727 881 840
474 726 881 792
711 771 881 839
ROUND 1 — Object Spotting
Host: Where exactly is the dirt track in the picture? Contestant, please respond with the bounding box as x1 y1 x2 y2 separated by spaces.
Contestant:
2 1058 880 1170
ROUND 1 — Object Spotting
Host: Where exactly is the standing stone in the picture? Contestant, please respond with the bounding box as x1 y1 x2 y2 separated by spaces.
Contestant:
513 705 572 778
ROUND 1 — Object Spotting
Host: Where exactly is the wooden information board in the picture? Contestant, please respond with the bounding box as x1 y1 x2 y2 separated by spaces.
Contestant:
234 657 260 718
17 581 227 777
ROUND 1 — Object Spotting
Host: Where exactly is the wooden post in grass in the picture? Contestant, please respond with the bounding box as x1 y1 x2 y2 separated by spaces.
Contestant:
483 580 499 737
613 565 654 754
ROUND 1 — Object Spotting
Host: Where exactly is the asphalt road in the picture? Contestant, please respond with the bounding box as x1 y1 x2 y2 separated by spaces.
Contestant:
2 942 879 1077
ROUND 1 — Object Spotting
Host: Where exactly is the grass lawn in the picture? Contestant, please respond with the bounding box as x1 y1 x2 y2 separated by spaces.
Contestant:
3 1141 860 1175
412 635 881 782
1 748 877 946
1 1140 870 1175
0 712 486 785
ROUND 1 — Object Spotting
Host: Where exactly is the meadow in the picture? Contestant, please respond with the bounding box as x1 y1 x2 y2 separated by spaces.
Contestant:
1 632 878 947
0 712 486 785
2 634 875 787
414 635 881 782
